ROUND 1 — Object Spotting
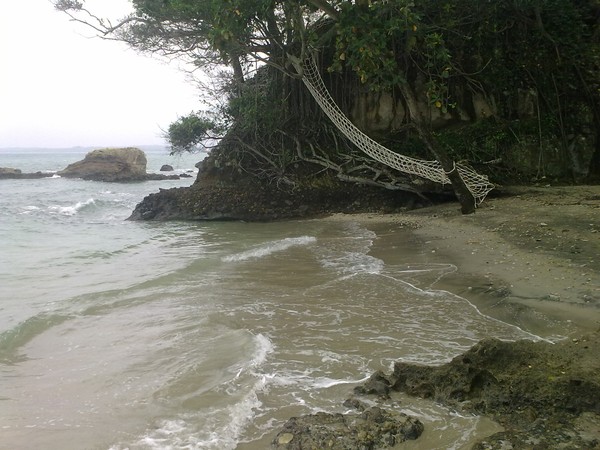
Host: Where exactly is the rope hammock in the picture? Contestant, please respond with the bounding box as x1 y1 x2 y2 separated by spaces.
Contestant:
300 57 495 205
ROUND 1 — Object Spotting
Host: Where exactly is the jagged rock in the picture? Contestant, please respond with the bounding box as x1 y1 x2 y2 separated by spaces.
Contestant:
354 370 392 398
379 332 600 449
271 407 423 449
58 147 148 182
160 164 174 171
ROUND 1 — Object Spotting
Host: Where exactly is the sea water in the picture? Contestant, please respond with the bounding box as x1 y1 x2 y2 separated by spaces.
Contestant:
1 147 544 449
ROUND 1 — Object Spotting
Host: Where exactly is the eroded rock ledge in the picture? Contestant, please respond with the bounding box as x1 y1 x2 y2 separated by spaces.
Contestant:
270 333 600 449
368 334 599 449
128 156 433 221
272 406 423 449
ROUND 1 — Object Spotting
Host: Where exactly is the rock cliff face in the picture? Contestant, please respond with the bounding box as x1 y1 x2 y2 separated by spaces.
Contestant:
58 147 148 182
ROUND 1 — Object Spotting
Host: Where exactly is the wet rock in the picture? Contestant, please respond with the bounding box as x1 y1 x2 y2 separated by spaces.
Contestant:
381 332 600 449
144 173 181 181
0 167 21 175
271 407 423 449
0 168 54 179
354 370 391 398
129 156 422 221
160 164 174 171
58 147 148 182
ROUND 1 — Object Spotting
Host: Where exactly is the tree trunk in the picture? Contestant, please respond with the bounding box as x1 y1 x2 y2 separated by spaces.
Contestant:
399 84 476 214
587 129 600 183
416 127 476 214
230 53 245 94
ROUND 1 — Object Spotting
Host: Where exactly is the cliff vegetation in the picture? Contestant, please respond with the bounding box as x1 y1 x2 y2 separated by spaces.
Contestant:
56 0 600 218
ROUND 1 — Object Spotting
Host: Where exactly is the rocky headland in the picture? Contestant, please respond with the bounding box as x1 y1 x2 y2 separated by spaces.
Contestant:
127 153 433 221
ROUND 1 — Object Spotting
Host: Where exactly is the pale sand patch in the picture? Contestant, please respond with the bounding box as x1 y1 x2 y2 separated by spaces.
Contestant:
325 185 600 338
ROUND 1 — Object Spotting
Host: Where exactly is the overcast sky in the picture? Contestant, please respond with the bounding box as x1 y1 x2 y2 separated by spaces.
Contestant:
0 0 202 148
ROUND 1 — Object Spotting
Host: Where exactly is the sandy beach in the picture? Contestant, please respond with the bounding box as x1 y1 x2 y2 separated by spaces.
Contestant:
329 185 600 339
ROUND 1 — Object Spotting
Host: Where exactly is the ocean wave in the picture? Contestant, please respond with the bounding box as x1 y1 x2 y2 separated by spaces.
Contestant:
222 236 317 262
48 198 96 216
0 313 73 364
314 221 384 276
110 333 273 450
18 205 41 215
320 251 384 275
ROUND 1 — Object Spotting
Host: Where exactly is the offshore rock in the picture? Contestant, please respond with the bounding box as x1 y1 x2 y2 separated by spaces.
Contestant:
58 147 148 182
160 164 174 171
0 167 54 179
0 167 22 176
271 407 423 449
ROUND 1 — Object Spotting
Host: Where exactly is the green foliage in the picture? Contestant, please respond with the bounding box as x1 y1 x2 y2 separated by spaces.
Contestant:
58 0 600 181
167 113 217 154
224 70 286 133
330 0 416 89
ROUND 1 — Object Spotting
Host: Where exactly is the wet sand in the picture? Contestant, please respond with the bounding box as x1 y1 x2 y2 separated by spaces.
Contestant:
329 185 600 339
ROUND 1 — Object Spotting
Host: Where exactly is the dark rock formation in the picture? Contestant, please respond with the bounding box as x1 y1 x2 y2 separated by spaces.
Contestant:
160 164 174 171
353 370 392 399
271 407 423 449
0 167 21 176
58 147 149 182
0 168 54 179
128 156 428 221
53 148 186 182
354 332 600 449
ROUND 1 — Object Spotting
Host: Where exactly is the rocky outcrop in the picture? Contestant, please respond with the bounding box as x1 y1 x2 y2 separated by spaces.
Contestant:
353 332 600 449
0 167 22 176
160 164 174 171
58 147 149 182
272 406 423 449
54 147 188 182
128 155 428 221
0 168 54 179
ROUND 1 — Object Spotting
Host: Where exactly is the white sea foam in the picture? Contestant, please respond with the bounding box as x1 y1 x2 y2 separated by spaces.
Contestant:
320 251 384 275
19 205 40 215
315 221 384 275
112 333 274 450
48 198 95 216
222 236 316 262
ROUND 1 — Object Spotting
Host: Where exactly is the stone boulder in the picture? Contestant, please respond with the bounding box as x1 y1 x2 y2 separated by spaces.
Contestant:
58 147 148 182
272 407 423 449
160 164 174 171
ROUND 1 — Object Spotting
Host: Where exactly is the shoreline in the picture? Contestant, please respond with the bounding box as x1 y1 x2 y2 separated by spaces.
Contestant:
276 185 600 449
326 185 600 338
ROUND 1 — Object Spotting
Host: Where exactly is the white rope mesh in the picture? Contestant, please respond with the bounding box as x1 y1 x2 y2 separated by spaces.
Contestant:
300 57 494 205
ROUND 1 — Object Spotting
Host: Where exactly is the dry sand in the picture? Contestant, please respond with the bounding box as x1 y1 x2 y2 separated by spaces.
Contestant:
329 185 600 339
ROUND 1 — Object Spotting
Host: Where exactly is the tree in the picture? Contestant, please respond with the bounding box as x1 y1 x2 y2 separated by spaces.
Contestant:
54 0 600 213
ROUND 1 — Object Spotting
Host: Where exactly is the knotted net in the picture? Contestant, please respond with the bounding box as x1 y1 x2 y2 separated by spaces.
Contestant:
300 57 494 205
